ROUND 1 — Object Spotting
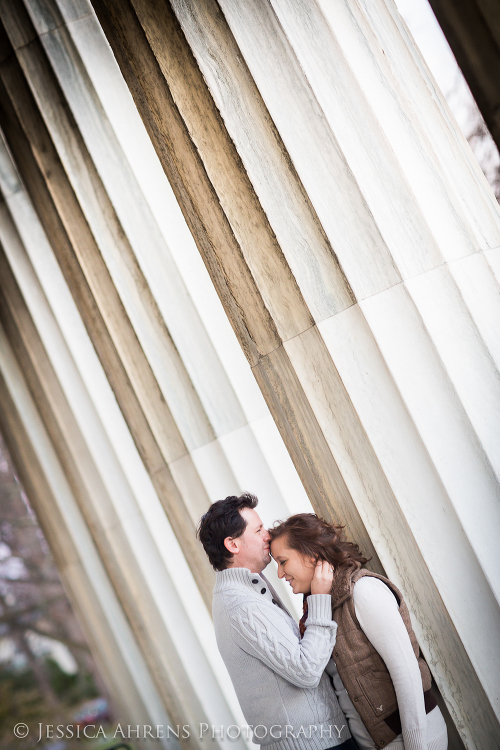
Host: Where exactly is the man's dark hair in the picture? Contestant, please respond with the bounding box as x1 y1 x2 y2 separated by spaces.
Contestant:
197 493 258 571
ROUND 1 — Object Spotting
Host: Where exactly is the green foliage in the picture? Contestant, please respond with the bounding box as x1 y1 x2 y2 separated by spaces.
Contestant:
44 658 98 706
0 660 101 750
0 667 46 725
0 666 48 749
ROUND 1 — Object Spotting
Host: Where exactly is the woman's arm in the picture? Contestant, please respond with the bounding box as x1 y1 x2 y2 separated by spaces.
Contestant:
353 577 428 750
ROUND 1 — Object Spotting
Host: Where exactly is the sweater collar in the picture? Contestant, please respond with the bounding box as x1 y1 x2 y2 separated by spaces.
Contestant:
214 567 292 617
214 566 268 593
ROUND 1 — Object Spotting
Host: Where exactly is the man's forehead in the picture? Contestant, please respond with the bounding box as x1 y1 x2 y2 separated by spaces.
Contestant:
240 507 263 528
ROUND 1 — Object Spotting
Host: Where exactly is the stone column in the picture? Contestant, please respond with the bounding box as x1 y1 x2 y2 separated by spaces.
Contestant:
0 0 326 741
0 0 314 601
0 326 173 750
0 204 241 750
90 0 500 746
0 0 215 609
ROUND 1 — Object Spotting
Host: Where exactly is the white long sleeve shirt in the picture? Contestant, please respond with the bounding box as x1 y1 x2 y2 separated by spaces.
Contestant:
325 577 447 750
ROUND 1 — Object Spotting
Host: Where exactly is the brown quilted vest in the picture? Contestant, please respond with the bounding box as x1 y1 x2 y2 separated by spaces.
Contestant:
330 565 435 748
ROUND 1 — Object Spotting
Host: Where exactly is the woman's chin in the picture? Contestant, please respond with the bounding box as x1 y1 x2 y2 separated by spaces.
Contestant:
286 580 308 595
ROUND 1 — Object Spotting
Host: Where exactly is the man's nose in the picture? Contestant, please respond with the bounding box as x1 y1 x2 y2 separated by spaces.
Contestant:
263 528 271 542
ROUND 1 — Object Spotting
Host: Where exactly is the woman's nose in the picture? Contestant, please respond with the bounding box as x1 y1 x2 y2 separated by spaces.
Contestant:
277 566 284 579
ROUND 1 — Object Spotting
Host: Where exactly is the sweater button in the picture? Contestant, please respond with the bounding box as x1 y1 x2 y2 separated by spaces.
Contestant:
252 579 258 584
261 588 266 594
272 599 277 604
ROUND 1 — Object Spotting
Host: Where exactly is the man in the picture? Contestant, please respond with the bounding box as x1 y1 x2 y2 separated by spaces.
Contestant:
197 493 355 750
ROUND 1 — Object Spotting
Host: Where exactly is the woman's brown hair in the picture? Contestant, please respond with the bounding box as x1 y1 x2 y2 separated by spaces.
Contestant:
269 513 368 569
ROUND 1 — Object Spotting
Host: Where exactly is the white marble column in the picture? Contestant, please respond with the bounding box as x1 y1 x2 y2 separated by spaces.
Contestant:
89 0 500 747
0 0 319 605
0 194 247 750
0 0 323 744
0 325 174 750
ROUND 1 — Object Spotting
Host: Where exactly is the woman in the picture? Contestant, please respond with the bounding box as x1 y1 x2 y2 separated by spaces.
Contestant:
269 514 448 750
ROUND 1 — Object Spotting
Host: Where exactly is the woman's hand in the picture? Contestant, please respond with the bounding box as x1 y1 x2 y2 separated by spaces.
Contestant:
310 560 334 595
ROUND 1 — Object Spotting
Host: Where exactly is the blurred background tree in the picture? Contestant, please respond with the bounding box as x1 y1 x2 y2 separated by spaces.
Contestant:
396 0 500 202
0 432 112 750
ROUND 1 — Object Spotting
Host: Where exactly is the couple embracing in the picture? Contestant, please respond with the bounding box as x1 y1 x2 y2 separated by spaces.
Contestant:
197 493 448 750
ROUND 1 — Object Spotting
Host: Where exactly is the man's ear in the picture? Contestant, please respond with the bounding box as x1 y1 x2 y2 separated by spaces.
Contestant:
224 536 240 555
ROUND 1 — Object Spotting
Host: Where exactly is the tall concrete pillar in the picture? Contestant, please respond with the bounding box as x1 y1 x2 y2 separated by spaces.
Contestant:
0 0 321 744
0 325 174 750
89 0 500 747
0 0 314 609
0 198 240 750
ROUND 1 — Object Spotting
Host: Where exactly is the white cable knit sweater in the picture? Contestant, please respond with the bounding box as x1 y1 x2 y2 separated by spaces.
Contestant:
213 567 351 750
